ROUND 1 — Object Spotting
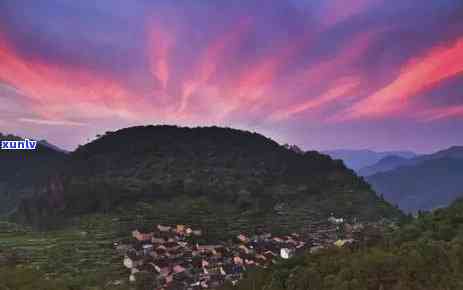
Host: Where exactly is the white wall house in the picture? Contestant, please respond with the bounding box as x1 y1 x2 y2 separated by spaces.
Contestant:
280 248 295 259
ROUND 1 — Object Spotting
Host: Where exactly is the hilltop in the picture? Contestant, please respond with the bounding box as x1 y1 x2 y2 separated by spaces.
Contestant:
14 125 402 230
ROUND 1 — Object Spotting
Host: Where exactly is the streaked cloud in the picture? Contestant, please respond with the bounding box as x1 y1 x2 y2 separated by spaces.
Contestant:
18 118 87 127
177 17 253 114
0 0 462 150
419 105 463 122
148 24 174 91
0 31 149 121
270 77 360 121
319 0 383 27
345 37 463 119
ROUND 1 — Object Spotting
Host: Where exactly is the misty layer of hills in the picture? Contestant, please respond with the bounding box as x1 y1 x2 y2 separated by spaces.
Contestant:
366 147 463 213
322 149 417 171
326 147 463 213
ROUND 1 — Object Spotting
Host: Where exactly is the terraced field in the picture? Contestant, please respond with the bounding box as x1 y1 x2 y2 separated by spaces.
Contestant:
0 194 368 289
0 218 127 288
0 197 256 288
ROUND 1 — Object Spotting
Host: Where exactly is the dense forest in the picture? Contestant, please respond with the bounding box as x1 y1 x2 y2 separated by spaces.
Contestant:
14 125 401 229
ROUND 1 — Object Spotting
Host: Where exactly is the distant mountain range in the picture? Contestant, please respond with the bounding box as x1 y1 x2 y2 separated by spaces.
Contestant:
323 147 463 213
365 146 463 213
358 146 463 177
322 149 417 171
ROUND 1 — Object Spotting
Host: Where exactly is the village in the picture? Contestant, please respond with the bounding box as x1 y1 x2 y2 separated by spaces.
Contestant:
116 216 379 290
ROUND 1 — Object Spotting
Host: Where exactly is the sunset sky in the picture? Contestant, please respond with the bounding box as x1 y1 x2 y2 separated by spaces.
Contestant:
1 0 462 152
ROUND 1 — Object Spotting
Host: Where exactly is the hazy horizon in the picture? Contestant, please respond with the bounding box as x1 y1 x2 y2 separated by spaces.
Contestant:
0 123 445 155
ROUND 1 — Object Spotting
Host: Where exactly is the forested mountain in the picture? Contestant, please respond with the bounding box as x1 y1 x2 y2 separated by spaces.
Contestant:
323 149 417 172
225 198 463 290
366 146 463 212
0 133 67 215
14 125 401 229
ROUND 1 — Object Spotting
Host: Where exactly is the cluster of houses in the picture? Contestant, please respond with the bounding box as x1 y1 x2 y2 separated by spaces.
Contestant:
116 216 370 289
306 215 361 252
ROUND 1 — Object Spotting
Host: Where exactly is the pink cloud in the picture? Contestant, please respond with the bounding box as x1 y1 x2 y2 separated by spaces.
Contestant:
419 105 463 122
344 37 463 120
267 30 378 121
223 31 314 116
18 118 87 127
148 26 173 90
177 18 253 114
270 77 360 121
0 31 154 122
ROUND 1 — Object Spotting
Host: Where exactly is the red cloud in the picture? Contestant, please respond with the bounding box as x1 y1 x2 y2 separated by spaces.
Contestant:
345 37 463 119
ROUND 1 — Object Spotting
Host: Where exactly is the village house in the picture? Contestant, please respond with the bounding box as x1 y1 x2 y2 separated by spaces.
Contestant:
237 234 250 243
334 239 355 247
158 225 172 232
132 230 154 242
280 248 295 259
328 216 344 224
117 218 364 289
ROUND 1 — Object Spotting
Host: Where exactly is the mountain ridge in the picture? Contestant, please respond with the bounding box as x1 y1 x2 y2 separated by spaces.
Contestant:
358 155 413 176
323 149 417 171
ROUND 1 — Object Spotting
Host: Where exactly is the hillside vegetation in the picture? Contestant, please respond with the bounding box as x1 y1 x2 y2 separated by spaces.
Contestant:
226 198 463 290
15 125 401 230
